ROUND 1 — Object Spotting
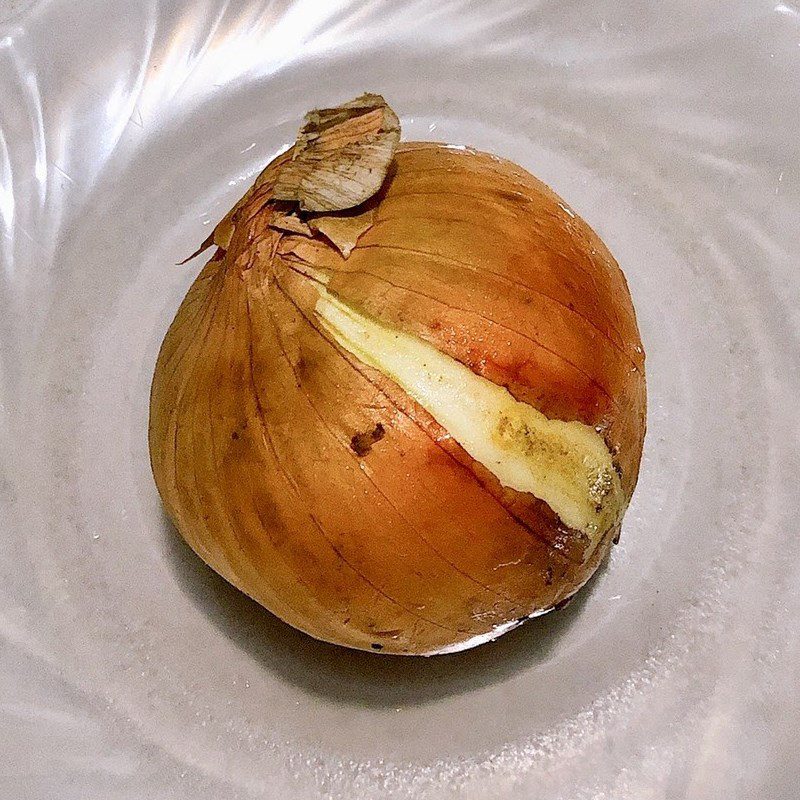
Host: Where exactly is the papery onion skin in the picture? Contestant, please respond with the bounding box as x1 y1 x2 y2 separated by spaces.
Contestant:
149 142 646 655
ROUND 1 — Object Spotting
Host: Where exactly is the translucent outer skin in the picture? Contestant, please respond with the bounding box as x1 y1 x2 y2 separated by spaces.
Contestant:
149 143 646 655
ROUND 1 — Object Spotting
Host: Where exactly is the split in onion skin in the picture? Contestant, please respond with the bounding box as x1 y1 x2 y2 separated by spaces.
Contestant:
149 137 646 656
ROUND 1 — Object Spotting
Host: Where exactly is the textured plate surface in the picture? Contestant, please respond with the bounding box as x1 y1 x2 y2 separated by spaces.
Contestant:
1 1 799 798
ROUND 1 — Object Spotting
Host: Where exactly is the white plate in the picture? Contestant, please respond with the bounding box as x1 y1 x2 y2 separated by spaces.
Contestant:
2 1 799 798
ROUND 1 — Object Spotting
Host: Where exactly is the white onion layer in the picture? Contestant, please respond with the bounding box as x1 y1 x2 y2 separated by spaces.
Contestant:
314 287 623 542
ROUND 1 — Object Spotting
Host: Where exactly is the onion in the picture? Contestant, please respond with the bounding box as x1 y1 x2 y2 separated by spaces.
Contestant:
149 95 646 655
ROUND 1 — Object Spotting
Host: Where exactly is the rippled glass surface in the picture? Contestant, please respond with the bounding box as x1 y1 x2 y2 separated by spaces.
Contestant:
1 1 799 798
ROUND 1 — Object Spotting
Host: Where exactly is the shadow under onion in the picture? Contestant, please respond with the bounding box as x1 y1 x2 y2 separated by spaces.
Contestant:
160 509 603 709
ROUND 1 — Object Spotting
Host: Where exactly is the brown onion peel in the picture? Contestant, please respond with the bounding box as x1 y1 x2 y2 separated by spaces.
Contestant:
272 92 400 212
149 95 646 655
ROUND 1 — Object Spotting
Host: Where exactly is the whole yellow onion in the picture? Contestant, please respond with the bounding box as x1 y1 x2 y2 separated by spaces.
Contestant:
149 95 646 655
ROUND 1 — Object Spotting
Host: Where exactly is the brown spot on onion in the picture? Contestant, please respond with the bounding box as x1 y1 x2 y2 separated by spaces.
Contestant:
351 422 386 457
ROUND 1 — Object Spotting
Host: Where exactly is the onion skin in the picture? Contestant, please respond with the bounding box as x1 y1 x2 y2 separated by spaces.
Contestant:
149 142 646 655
